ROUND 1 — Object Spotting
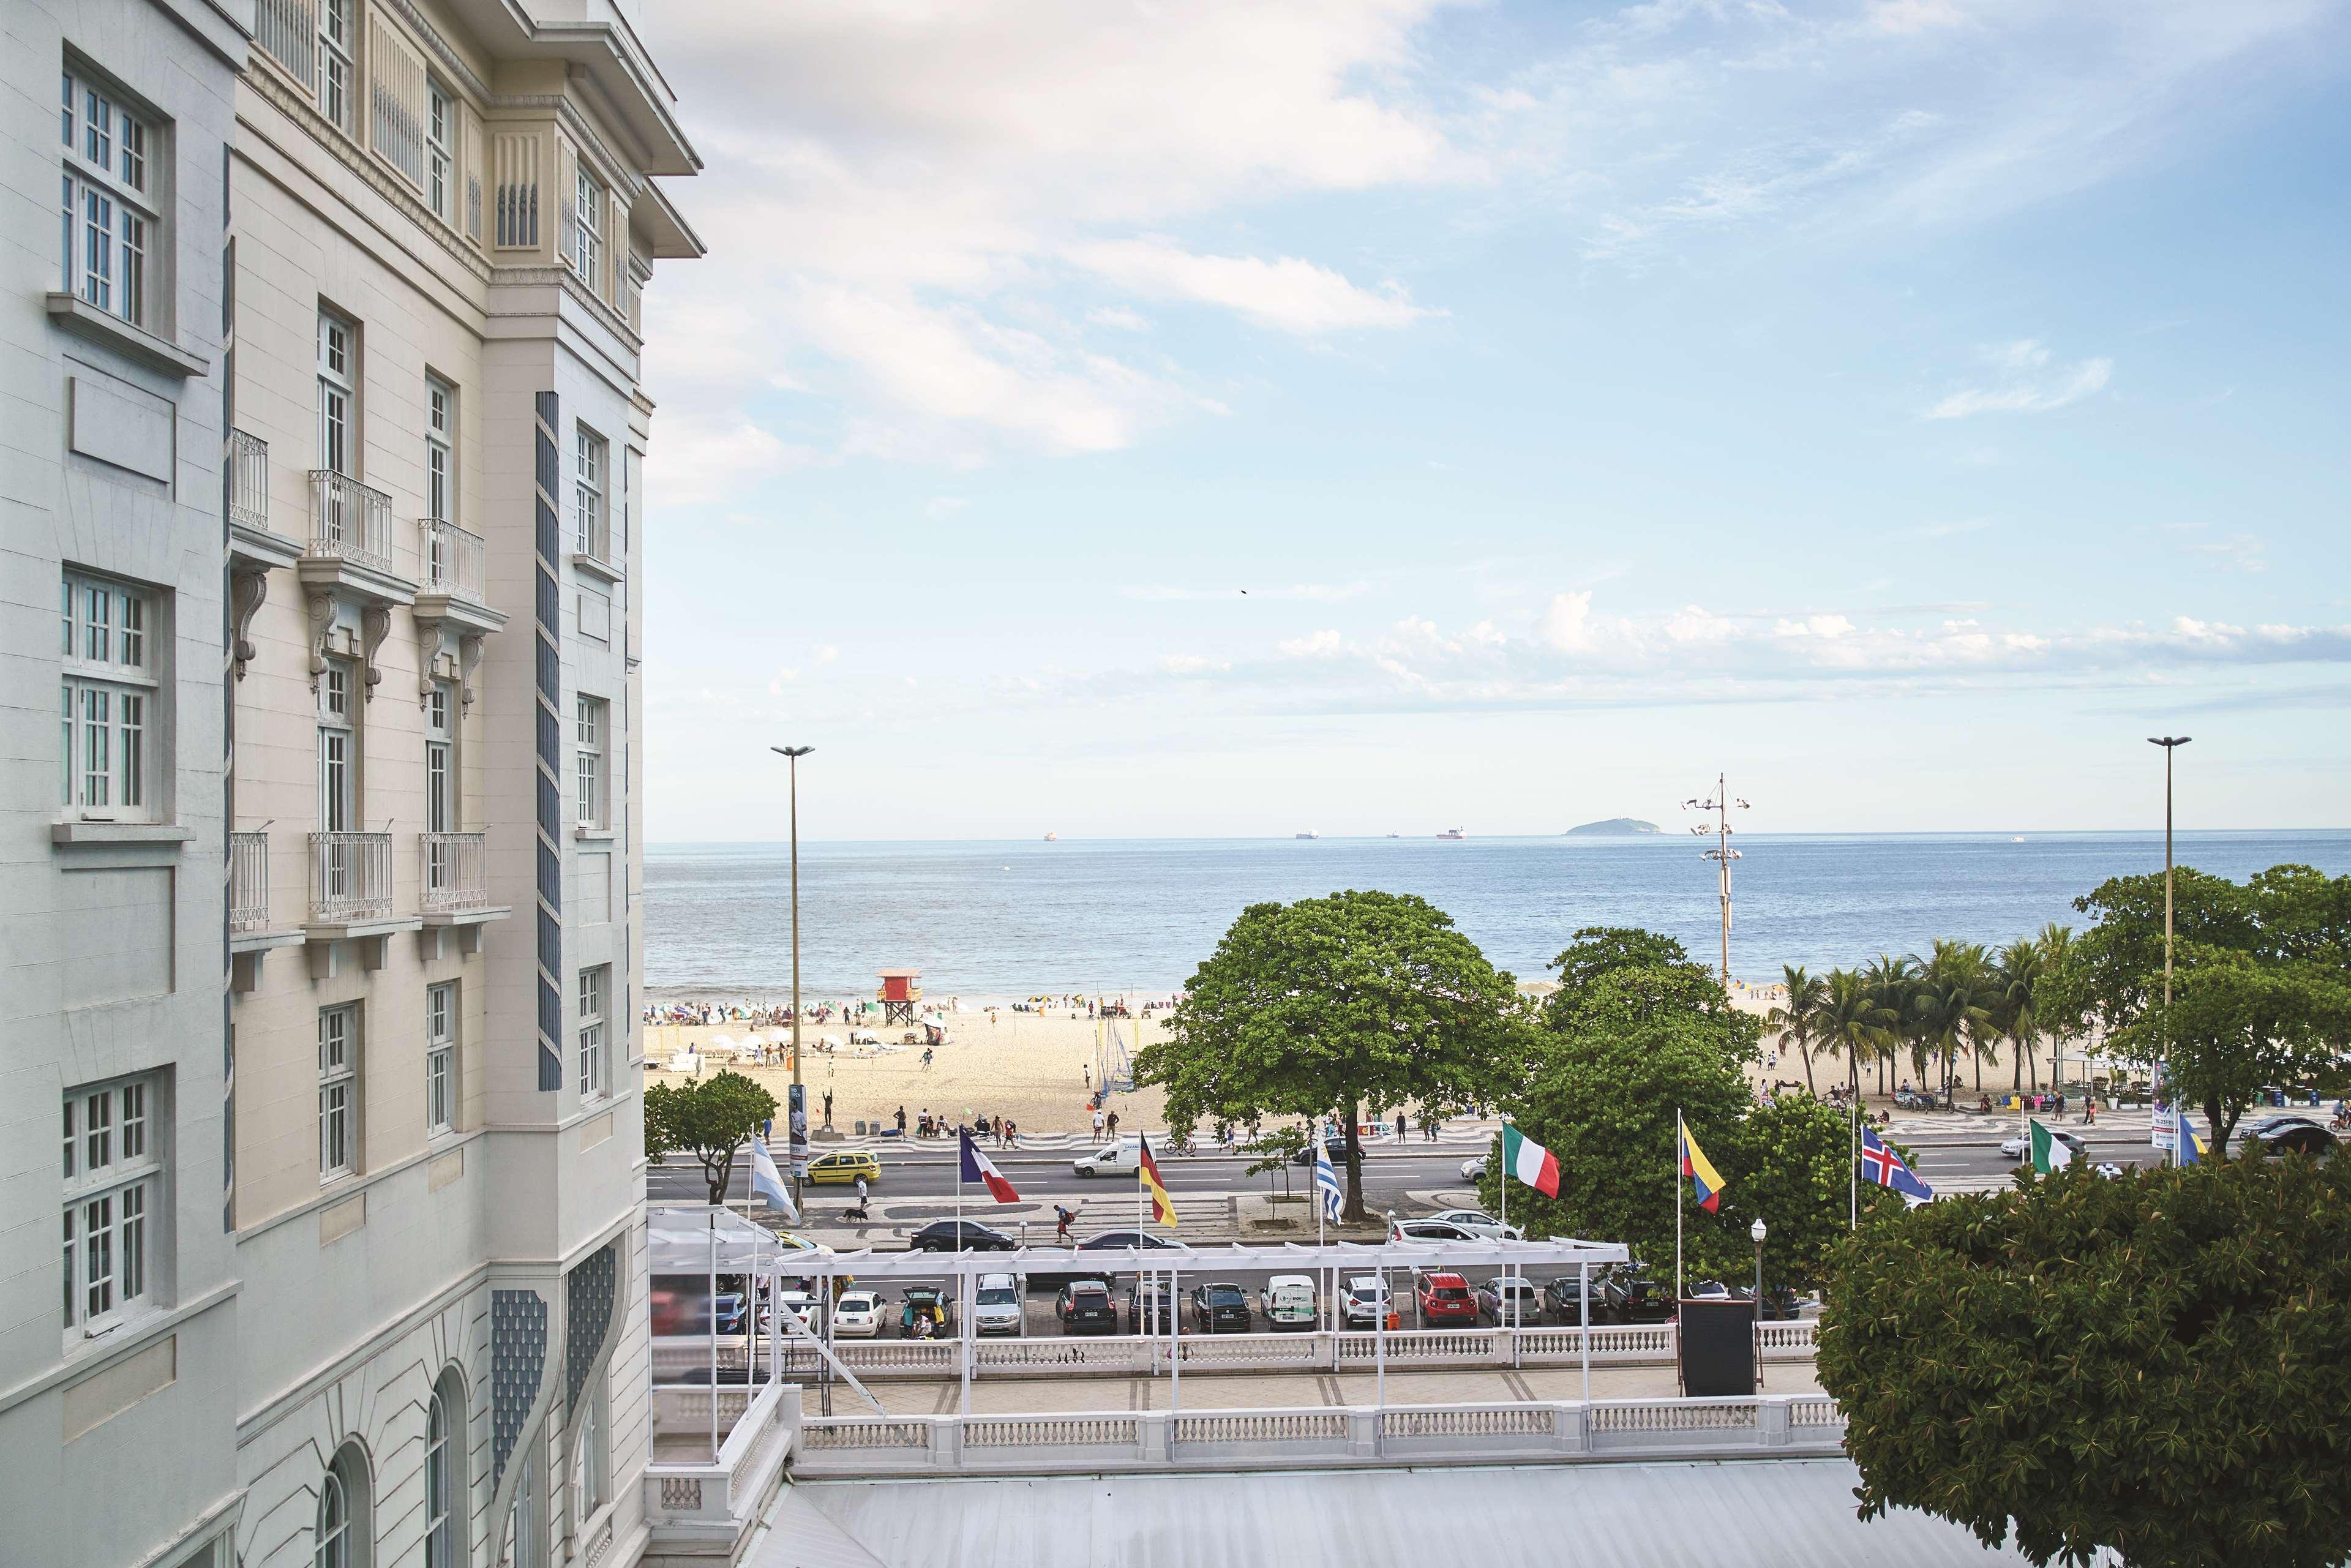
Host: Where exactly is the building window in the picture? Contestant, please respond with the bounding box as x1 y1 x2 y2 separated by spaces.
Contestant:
426 82 454 223
59 67 159 329
318 309 356 474
425 375 454 520
318 659 353 833
60 571 159 820
426 682 453 833
317 0 353 134
316 1441 370 1568
425 1370 465 1568
426 981 456 1136
61 1073 163 1335
577 966 608 1101
574 695 606 829
571 164 604 292
572 426 606 560
319 1005 358 1180
572 1375 609 1519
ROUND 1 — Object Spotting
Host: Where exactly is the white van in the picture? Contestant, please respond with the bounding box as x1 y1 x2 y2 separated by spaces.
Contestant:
1071 1138 1141 1177
1261 1275 1317 1331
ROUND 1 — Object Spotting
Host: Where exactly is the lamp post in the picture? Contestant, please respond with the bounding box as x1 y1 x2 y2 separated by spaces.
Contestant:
1683 778 1749 989
1749 1216 1766 1322
771 745 814 1207
2148 737 2189 1157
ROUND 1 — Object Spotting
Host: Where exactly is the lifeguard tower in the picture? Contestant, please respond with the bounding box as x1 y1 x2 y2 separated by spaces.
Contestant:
876 967 923 1026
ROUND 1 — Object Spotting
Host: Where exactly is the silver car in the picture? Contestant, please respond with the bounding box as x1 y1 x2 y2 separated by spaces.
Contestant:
971 1271 1024 1336
1427 1208 1523 1240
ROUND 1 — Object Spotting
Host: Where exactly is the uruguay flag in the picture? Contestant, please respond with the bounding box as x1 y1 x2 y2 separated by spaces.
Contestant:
1858 1125 1935 1203
1313 1138 1344 1223
749 1136 799 1222
2175 1106 2207 1166
959 1128 1021 1203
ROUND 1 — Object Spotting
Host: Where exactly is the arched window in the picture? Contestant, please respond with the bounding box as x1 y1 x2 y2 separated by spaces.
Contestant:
316 1441 370 1568
425 1369 466 1567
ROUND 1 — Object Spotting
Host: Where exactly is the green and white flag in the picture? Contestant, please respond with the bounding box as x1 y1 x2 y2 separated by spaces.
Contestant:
2028 1119 2072 1174
1502 1124 1561 1197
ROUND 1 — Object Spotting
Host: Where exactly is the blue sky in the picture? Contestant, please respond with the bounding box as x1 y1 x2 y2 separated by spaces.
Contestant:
632 0 2350 841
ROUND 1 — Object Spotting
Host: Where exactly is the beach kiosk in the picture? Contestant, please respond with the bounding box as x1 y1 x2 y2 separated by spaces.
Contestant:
876 967 923 1025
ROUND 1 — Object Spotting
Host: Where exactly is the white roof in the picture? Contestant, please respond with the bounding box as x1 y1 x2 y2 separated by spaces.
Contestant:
782 1460 2030 1567
647 1206 823 1274
800 1236 1627 1282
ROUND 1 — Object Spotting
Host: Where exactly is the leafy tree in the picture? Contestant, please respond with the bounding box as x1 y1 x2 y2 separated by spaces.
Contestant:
1138 890 1523 1221
1990 934 2048 1092
1740 1095 1908 1291
1542 926 1761 1061
1913 939 1997 1099
1863 953 1919 1093
644 1071 779 1205
2112 948 2351 1152
1815 967 1894 1101
1766 963 1828 1095
1820 1154 2351 1568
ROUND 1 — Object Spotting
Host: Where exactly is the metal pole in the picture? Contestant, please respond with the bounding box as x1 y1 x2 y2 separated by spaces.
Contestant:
959 1252 973 1417
2149 736 2189 1161
1169 1260 1181 1414
1674 1109 1684 1303
772 746 815 1209
1578 1258 1591 1405
707 1217 719 1462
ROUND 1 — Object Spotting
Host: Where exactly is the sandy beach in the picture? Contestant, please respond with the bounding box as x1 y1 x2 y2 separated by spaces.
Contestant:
642 1007 1172 1138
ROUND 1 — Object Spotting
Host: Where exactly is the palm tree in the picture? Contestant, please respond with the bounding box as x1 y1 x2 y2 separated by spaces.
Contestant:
1862 954 1916 1095
1766 964 1829 1095
2035 923 2080 1090
1913 940 1997 1101
1992 937 2046 1093
1815 968 1894 1106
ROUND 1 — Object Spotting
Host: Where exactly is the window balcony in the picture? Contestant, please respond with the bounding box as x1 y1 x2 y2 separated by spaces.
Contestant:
421 832 509 943
308 470 396 572
230 829 272 933
421 518 486 602
310 830 394 924
230 429 270 533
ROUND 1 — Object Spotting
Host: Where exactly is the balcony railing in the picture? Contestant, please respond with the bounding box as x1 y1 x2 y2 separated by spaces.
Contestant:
422 832 489 912
420 518 486 602
307 470 396 574
309 831 392 924
230 830 271 932
230 429 269 533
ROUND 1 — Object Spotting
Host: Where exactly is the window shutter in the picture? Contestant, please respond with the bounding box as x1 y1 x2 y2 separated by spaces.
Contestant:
368 15 427 186
556 140 578 271
494 132 540 250
463 108 484 244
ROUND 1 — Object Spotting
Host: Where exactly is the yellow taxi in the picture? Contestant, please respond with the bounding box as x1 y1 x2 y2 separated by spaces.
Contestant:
806 1150 881 1185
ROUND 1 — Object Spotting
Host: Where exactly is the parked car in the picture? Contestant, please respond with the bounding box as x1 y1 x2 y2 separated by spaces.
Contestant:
1600 1267 1674 1324
1056 1281 1119 1334
1341 1275 1397 1330
1027 1229 1191 1288
1128 1280 1177 1334
1288 1131 1355 1166
970 1272 1024 1336
1999 1128 2088 1163
1190 1281 1254 1334
899 1286 953 1337
830 1289 883 1338
1414 1270 1478 1327
1426 1209 1523 1240
1259 1275 1317 1332
1071 1138 1142 1177
712 1291 749 1336
1477 1276 1542 1327
1543 1273 1600 1326
1392 1219 1483 1245
2246 1115 2338 1157
1460 1155 1489 1182
806 1149 882 1185
908 1220 1017 1253
765 1285 823 1335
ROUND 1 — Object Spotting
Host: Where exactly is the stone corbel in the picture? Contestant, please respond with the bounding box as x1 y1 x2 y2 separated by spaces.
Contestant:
230 566 271 681
360 605 392 701
417 623 446 707
306 588 337 691
459 633 486 711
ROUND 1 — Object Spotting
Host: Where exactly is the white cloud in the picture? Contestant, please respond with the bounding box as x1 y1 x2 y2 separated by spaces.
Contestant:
1926 343 2113 419
1542 590 1597 652
924 495 969 520
1278 629 1346 659
2188 533 2267 573
645 417 817 507
1070 238 1437 334
1157 653 1231 675
817 646 841 664
1086 306 1151 332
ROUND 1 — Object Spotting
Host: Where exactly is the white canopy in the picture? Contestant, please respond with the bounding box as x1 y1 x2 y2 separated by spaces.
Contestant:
648 1206 827 1275
789 1235 1629 1282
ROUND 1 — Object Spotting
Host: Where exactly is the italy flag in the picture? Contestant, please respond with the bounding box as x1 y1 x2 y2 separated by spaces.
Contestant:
1501 1125 1561 1198
1679 1118 1726 1213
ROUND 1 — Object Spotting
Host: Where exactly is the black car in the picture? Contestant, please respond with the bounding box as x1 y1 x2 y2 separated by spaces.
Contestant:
1028 1230 1191 1289
1056 1281 1119 1334
1128 1280 1177 1334
908 1220 1017 1253
1288 1131 1354 1166
1543 1274 1599 1326
1601 1268 1674 1324
2246 1116 2338 1157
1189 1281 1253 1334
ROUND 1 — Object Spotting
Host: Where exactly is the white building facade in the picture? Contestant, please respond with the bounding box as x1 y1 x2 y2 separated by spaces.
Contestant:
219 2 696 1564
0 2 249 1566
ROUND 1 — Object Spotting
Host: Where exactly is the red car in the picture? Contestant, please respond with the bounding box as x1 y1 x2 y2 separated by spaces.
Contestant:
1415 1270 1478 1327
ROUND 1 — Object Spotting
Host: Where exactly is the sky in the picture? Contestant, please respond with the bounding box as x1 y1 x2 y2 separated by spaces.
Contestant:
628 0 2351 842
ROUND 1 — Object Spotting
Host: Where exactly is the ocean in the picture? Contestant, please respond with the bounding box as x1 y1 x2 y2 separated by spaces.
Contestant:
642 830 2351 1002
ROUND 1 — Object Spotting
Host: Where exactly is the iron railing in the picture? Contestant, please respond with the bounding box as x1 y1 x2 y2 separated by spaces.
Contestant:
309 830 392 923
421 832 488 912
307 470 396 574
230 429 269 533
420 517 486 601
230 830 271 933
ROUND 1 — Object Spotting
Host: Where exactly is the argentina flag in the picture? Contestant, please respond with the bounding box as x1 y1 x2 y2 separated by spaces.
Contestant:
1314 1138 1344 1223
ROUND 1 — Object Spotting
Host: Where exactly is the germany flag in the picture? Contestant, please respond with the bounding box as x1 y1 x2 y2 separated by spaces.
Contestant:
1138 1134 1179 1228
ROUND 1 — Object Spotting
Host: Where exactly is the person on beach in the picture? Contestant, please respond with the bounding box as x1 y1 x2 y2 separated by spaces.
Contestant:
1106 1111 1120 1138
895 1106 907 1135
1092 1109 1106 1139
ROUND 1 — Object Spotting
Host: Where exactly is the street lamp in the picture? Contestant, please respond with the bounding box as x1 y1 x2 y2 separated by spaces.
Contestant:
771 745 814 1207
2148 737 2189 1157
1750 1217 1767 1325
1683 778 1749 988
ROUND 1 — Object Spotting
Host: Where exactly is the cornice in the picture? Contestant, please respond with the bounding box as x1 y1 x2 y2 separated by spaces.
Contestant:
487 92 647 201
380 0 492 102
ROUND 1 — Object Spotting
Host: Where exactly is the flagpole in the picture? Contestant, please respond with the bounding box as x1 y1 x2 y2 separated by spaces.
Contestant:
1849 1095 1858 1232
1674 1109 1685 1304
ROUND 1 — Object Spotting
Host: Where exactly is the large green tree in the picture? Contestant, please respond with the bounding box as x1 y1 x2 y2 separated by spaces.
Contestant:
1137 889 1523 1221
645 1070 780 1206
1539 926 1762 1060
1820 1154 2351 1568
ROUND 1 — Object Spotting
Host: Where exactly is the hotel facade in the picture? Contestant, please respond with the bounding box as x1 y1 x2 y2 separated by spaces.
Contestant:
1 1 699 1563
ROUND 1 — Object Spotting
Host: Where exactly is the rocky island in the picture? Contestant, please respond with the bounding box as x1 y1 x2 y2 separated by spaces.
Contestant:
1564 817 1666 836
